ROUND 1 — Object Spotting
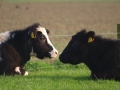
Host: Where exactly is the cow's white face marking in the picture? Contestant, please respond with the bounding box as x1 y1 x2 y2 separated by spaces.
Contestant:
15 67 21 74
0 31 10 44
36 26 58 58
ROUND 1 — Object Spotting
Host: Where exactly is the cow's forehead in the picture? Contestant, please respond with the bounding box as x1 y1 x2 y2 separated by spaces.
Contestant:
36 26 57 53
36 26 52 46
36 26 47 36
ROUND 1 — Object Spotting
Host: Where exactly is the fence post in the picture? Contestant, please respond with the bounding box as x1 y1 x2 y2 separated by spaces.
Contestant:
117 24 120 39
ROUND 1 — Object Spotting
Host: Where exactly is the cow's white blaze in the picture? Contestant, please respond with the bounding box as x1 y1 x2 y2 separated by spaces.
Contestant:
36 26 58 58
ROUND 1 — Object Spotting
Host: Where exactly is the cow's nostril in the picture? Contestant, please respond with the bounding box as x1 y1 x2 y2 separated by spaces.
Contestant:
55 51 58 55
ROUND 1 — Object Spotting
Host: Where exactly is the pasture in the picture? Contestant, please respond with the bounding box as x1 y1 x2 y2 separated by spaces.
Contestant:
0 0 120 90
1 60 120 90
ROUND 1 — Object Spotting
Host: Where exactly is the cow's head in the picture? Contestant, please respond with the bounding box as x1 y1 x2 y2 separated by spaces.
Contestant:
28 23 58 59
59 30 95 64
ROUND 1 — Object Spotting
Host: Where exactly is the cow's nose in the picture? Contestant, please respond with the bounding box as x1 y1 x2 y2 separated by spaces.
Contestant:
53 50 58 58
54 50 58 57
49 49 58 58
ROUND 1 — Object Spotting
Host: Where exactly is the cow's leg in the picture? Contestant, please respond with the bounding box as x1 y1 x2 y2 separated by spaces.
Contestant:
20 67 28 76
14 66 28 76
3 61 19 75
4 65 16 76
4 65 28 76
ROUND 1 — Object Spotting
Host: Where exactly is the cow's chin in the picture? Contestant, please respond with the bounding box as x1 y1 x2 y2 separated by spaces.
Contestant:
63 60 79 65
59 54 79 65
69 58 80 65
60 59 79 65
36 55 44 59
36 53 51 59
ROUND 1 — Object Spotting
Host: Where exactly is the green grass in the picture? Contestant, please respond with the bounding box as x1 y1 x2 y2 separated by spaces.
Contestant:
0 60 120 90
1 0 120 2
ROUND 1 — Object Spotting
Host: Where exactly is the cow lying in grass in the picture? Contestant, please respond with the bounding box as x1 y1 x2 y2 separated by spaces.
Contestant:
59 30 120 81
0 23 58 76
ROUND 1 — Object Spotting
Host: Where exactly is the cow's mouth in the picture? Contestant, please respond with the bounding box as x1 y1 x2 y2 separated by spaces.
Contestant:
59 55 79 65
35 50 58 59
42 52 54 59
59 55 68 63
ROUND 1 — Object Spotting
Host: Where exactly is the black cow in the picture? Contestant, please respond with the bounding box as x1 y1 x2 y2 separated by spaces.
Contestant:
0 23 58 76
59 30 120 81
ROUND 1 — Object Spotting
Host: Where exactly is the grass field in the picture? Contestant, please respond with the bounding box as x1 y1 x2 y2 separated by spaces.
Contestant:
0 0 120 90
0 60 120 90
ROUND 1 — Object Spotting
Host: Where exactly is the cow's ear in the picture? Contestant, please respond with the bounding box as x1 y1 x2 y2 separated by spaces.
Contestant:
28 30 36 39
28 23 40 39
31 32 36 38
86 31 95 43
46 29 50 34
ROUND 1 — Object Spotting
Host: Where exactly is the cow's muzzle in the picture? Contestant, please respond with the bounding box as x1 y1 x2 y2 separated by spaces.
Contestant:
49 49 58 58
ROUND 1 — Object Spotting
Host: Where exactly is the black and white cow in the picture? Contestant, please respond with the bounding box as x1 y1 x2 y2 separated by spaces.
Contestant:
0 23 58 76
59 30 120 81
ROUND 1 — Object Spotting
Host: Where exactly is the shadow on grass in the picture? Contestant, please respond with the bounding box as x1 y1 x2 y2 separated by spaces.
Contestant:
74 76 91 81
27 74 91 81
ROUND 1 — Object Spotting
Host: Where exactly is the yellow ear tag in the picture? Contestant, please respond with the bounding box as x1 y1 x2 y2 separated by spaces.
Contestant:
31 32 36 38
88 37 94 43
